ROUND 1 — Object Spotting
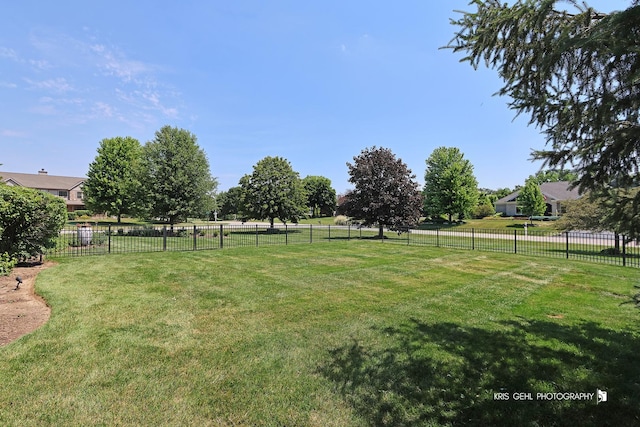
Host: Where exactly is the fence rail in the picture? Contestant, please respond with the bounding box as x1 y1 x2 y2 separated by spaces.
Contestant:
50 223 640 268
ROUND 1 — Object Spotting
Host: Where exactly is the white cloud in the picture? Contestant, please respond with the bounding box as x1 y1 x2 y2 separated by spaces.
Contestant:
24 77 73 93
91 101 114 118
0 46 19 61
29 59 51 70
0 81 18 88
90 43 151 83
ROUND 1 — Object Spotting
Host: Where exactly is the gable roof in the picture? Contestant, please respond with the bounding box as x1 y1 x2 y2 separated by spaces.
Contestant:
495 181 581 203
0 171 85 191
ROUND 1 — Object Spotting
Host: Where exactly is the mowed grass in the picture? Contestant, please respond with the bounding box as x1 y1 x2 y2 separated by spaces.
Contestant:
1 242 639 426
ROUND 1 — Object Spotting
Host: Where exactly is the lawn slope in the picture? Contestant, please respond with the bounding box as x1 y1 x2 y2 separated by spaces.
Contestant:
1 242 639 426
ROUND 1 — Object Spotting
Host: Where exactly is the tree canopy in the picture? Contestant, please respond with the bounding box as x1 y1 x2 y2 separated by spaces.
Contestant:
302 175 336 218
345 146 422 237
216 186 243 219
448 0 640 235
138 126 217 225
423 147 478 222
531 169 578 185
239 156 307 227
518 177 547 220
83 136 142 222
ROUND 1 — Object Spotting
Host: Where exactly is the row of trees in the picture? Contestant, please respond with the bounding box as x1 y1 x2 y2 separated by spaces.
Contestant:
84 127 217 227
84 130 339 227
84 128 570 234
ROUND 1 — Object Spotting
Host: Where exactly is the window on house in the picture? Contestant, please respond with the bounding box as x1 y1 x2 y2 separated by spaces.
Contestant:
58 190 68 198
77 191 83 200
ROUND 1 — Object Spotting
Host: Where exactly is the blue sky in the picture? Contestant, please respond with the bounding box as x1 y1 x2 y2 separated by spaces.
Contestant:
0 0 630 194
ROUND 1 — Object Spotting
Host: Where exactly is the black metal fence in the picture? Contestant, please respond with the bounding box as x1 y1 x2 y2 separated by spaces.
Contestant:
50 223 640 268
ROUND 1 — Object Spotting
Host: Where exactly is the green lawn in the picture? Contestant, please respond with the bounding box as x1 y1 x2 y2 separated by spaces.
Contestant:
2 242 639 426
419 217 558 230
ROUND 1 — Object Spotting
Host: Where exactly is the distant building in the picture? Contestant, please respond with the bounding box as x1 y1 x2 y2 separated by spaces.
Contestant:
494 181 581 216
0 169 86 212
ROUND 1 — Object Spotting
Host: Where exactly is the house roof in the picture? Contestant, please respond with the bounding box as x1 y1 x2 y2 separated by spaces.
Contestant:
495 181 581 203
0 170 85 191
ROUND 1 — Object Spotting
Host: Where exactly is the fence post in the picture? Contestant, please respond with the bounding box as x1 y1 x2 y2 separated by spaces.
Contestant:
565 232 569 259
256 224 259 247
220 224 224 249
436 228 439 247
329 225 331 241
310 224 313 244
285 224 288 245
163 226 167 251
348 223 351 240
193 225 197 251
108 225 111 254
514 229 517 254
407 229 410 245
622 235 627 267
472 228 475 250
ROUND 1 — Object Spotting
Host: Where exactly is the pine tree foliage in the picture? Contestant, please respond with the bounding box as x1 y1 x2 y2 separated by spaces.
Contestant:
448 0 640 234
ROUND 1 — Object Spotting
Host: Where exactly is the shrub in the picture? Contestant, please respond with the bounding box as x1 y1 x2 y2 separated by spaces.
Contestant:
0 185 67 260
334 215 349 226
473 203 496 219
67 212 78 221
0 252 17 276
127 226 162 237
74 209 92 217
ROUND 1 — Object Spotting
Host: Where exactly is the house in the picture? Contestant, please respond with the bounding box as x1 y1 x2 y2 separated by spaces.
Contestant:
494 181 581 216
0 169 86 212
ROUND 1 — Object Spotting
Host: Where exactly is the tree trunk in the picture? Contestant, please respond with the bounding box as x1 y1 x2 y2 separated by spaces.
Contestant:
615 232 621 254
448 213 452 223
378 224 384 239
270 217 275 228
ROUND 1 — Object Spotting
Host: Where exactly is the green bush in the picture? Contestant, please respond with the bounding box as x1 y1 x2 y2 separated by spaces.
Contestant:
127 226 162 237
67 212 78 221
473 203 496 219
0 252 17 276
0 185 67 260
74 209 92 217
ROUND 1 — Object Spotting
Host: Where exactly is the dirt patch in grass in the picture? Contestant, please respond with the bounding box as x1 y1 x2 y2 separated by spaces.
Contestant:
0 262 53 346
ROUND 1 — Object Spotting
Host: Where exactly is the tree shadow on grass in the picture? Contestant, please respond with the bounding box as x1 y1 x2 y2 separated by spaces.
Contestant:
318 318 640 426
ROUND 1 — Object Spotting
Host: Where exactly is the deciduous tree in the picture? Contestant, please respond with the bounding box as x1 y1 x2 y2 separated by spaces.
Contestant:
83 136 142 223
239 156 307 227
345 146 422 238
518 178 547 221
423 147 478 222
138 126 217 227
302 175 336 218
216 186 243 219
